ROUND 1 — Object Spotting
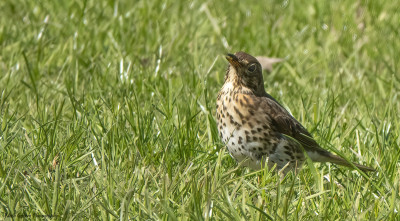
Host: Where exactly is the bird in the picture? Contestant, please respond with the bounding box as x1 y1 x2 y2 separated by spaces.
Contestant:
216 51 374 175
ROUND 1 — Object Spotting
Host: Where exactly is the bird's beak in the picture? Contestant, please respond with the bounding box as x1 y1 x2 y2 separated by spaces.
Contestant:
226 53 241 69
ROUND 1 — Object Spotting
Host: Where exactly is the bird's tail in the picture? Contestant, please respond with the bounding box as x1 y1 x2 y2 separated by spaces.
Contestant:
307 150 375 172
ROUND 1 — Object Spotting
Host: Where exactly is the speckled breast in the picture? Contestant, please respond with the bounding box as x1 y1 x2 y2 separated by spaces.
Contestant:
216 90 280 169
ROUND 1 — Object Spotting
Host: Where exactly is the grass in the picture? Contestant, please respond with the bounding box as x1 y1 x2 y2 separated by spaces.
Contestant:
0 0 399 219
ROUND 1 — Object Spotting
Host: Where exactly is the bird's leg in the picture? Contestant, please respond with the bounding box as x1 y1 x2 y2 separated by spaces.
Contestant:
278 162 290 181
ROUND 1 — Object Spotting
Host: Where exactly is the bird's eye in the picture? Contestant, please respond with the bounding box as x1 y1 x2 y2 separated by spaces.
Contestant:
247 64 256 72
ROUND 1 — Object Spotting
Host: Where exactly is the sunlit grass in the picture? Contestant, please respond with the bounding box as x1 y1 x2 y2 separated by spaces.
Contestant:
0 0 399 219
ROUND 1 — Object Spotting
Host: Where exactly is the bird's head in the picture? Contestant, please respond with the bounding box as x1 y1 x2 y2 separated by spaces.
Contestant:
225 51 265 95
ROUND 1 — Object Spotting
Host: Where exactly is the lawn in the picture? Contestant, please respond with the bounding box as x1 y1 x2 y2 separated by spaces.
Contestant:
0 0 399 220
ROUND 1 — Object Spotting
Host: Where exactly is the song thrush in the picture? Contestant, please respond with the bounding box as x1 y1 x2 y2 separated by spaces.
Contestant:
216 51 374 174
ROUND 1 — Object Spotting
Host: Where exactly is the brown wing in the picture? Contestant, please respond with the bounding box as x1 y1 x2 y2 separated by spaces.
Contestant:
257 93 375 172
260 93 328 154
271 114 323 151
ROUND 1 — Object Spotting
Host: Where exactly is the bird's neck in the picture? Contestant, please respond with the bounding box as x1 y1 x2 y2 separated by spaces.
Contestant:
221 81 265 96
223 68 266 96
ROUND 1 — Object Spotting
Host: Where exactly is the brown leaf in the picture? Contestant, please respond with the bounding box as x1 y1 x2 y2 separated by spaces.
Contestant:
52 154 59 170
255 56 284 72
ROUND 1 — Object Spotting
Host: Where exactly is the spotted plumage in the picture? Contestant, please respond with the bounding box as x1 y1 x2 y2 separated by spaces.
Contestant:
216 51 374 174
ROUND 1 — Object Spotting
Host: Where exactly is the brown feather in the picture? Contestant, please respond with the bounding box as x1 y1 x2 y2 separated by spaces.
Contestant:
259 93 374 172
